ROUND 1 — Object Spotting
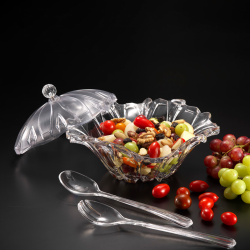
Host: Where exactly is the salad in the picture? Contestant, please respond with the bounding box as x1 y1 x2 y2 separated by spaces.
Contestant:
98 115 195 176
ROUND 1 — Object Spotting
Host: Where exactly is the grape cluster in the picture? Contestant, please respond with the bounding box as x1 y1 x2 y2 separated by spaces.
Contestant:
204 134 250 179
204 134 250 203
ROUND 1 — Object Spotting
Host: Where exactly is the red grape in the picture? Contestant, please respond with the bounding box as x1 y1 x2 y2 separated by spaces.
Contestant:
243 138 250 152
230 148 244 161
113 138 124 145
236 136 248 145
204 155 217 168
211 166 221 179
220 156 233 168
220 140 234 152
209 139 222 152
206 167 212 176
223 134 236 144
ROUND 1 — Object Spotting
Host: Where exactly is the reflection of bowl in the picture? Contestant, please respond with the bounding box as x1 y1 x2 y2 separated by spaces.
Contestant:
67 98 219 183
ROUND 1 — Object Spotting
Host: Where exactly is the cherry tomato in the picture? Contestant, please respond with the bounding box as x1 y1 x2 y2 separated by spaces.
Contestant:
189 180 209 192
176 187 190 196
137 115 147 119
152 184 170 198
134 116 155 129
115 123 126 132
147 164 156 169
199 197 214 210
100 122 104 131
201 208 214 221
122 157 137 168
101 120 116 134
174 194 192 209
148 142 161 158
221 212 237 226
173 138 185 145
199 192 219 203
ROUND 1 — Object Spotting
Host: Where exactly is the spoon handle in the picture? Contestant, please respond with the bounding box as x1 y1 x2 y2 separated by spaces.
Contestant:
99 191 193 228
126 219 236 249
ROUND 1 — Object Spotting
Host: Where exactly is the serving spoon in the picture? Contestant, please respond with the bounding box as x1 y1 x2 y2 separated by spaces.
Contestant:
78 200 236 249
59 170 192 228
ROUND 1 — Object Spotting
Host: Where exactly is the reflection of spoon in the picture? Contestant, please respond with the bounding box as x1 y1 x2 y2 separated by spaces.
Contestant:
59 170 192 228
78 200 236 249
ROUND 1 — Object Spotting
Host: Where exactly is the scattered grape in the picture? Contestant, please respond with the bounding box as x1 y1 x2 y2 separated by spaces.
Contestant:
220 177 232 187
218 168 228 179
241 190 250 204
211 166 221 179
230 148 244 162
220 140 235 152
236 136 248 145
243 175 250 190
223 134 236 144
220 156 233 169
234 163 248 178
209 139 222 152
204 155 217 168
222 169 238 182
224 187 238 200
231 180 246 195
243 155 250 166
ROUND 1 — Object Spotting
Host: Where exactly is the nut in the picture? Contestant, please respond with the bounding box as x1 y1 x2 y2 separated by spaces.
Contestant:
127 131 138 139
161 139 174 148
145 127 157 135
138 148 147 156
170 127 175 133
159 124 171 137
137 131 155 144
173 119 185 124
114 132 126 139
111 117 126 124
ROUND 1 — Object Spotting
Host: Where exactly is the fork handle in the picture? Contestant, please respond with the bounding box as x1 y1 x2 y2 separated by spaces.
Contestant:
126 219 236 249
98 191 193 228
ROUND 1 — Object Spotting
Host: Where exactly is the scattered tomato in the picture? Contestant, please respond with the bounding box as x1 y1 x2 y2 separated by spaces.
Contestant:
134 116 155 129
100 120 116 134
189 180 209 192
115 123 126 132
176 187 190 196
199 192 219 203
174 194 192 209
201 208 214 221
221 212 237 226
148 141 161 158
199 197 214 210
152 184 170 198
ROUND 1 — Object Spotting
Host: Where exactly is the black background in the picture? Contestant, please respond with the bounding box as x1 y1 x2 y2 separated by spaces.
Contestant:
2 1 250 250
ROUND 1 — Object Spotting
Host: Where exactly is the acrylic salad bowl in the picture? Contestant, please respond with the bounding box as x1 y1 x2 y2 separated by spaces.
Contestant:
66 98 220 183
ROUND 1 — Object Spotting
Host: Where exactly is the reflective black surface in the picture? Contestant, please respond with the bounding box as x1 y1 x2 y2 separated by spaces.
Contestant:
2 2 250 250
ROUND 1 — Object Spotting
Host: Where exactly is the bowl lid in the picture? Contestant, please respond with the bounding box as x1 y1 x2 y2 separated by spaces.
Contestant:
14 84 117 154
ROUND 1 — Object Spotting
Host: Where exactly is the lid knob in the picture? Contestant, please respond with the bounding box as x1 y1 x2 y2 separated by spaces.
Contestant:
42 84 57 99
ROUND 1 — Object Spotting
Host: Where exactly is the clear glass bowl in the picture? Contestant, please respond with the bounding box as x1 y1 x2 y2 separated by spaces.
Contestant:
66 98 220 183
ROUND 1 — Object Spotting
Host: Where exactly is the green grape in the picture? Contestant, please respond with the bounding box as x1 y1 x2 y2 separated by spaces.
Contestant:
224 187 238 200
247 166 250 175
231 180 246 195
222 169 238 182
234 163 249 178
175 124 189 136
220 177 232 187
241 190 250 204
112 129 124 134
218 168 228 178
124 142 139 153
243 175 250 190
170 157 178 165
161 121 170 128
243 155 250 166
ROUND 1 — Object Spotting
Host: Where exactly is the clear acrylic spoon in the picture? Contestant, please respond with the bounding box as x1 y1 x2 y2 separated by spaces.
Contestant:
59 170 192 228
78 200 236 249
